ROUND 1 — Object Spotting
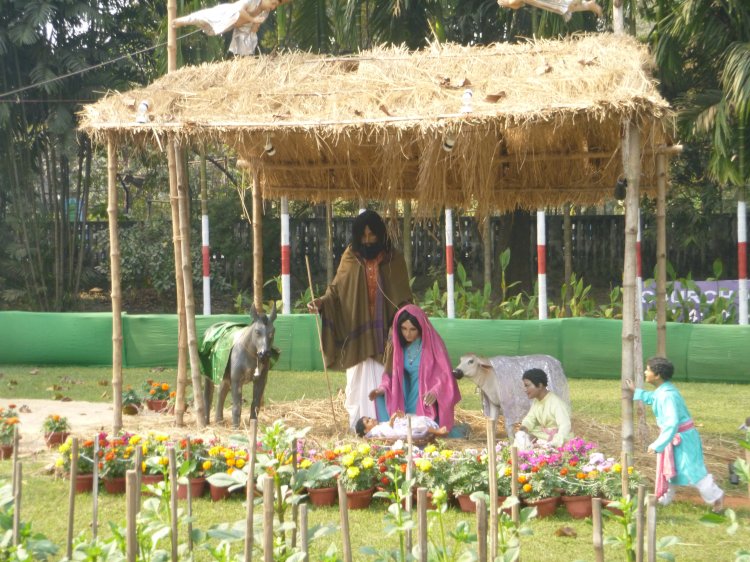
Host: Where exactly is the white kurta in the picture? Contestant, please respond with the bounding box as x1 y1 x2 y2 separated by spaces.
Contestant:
345 358 381 431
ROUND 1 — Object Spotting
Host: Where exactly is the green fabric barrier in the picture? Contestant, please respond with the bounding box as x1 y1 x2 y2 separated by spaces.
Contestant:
685 324 750 383
0 311 114 365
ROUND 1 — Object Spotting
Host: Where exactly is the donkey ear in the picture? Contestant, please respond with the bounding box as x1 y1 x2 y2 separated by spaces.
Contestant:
269 302 277 323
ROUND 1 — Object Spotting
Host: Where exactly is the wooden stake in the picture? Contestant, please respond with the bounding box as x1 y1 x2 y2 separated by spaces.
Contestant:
486 419 498 559
746 449 750 499
655 153 667 356
417 487 428 562
168 446 178 562
252 169 264 312
405 416 413 553
305 255 339 426
135 447 143 514
244 420 259 562
511 446 520 524
67 438 79 560
592 497 604 562
185 437 194 552
299 503 309 561
107 138 123 434
126 470 138 562
337 478 352 562
12 462 21 547
636 484 646 562
291 438 298 548
263 476 274 562
646 493 657 562
476 496 488 562
621 451 630 499
93 435 99 539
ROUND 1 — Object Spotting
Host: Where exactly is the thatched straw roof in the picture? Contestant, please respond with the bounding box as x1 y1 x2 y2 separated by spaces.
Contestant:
80 33 673 213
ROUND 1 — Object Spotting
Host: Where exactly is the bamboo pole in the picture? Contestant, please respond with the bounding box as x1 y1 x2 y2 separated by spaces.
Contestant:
93 435 99 539
592 497 604 562
126 470 138 562
299 503 309 560
655 153 667 355
476 496 488 562
12 462 21 547
168 446 178 562
305 256 339 426
404 200 413 280
135 447 143 513
636 484 646 562
244 420 259 562
621 451 630 499
325 201 334 285
746 449 750 498
486 419 498 559
107 138 123 433
263 476 274 562
646 493 657 562
252 169 264 313
564 204 573 291
175 141 207 425
511 446 520 524
337 478 353 562
405 416 413 553
167 0 176 73
185 437 194 552
291 437 298 548
417 487 428 562
621 122 642 457
167 137 188 428
67 438 79 559
12 426 20 546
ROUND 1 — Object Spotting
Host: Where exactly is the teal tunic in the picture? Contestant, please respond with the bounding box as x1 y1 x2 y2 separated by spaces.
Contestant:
402 339 422 414
634 382 708 485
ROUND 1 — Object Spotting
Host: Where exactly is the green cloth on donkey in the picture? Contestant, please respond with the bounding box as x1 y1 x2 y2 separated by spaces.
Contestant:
199 322 280 385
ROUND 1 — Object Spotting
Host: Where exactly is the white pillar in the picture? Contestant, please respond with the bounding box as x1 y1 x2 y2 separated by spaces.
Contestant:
281 197 291 315
201 213 211 315
445 208 455 319
636 213 643 322
739 199 748 324
537 210 548 320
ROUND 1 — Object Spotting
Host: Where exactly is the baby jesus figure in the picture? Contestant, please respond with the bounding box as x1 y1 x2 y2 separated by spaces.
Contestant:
497 0 602 21
173 0 292 56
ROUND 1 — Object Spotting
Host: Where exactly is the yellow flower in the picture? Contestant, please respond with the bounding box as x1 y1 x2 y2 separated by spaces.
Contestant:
55 458 64 468
202 460 212 471
227 467 235 475
587 470 598 479
504 467 512 477
416 459 432 472
159 457 169 466
523 483 532 493
59 439 71 453
440 450 454 460
142 461 147 472
627 466 634 475
346 466 360 479
224 450 235 460
613 463 622 473
357 443 371 455
129 435 141 446
300 459 312 469
226 458 236 467
424 444 437 454
361 457 374 469
208 446 221 457
341 454 355 467
155 433 168 442
235 458 246 469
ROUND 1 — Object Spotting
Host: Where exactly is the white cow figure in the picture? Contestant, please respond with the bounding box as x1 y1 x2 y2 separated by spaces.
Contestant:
452 353 570 439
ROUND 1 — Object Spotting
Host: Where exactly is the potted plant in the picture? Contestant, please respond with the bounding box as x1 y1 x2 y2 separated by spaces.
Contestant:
175 436 209 499
296 459 342 506
41 414 71 448
101 433 136 493
142 380 172 412
0 406 20 459
518 465 560 518
338 444 379 509
203 443 248 501
56 435 99 493
450 450 489 511
122 387 141 415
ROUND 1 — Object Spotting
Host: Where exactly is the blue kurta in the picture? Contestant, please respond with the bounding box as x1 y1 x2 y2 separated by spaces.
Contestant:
402 339 422 414
634 382 708 485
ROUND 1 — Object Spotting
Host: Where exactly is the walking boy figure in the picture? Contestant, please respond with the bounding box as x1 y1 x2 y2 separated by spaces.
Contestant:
626 357 724 512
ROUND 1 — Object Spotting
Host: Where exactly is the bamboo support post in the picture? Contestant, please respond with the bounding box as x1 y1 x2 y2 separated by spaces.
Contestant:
168 446 178 561
655 153 667 355
592 497 604 562
404 200 413 280
107 138 123 434
636 484 646 562
325 201 334 284
337 478 353 562
417 487 428 562
299 503 309 561
405 416 414 552
263 476 274 562
12 462 21 547
646 493 657 562
746 449 750 498
135 447 143 513
252 169 264 312
511 446 520 524
184 437 194 552
92 435 99 539
126 470 138 562
291 438 298 548
486 419 498 559
12 426 19 481
621 451 630 499
244 420 259 562
476 496 488 562
67 438 79 559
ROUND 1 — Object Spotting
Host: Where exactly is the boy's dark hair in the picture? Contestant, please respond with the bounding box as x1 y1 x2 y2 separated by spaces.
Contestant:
351 210 391 253
522 368 548 387
354 416 367 437
396 309 422 348
646 356 674 380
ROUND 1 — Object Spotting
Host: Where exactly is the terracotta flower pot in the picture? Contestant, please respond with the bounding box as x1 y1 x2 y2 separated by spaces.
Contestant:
561 495 594 519
307 486 337 507
123 404 139 415
44 431 70 448
602 498 625 517
523 496 560 518
456 494 512 514
345 487 375 510
145 399 169 412
0 444 13 460
103 477 127 494
141 473 164 495
177 477 207 500
74 473 95 494
209 482 232 501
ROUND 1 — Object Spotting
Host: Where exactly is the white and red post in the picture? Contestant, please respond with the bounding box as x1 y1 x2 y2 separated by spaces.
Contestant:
201 213 211 315
281 196 291 314
739 199 748 325
445 208 455 318
537 210 547 319
636 213 644 321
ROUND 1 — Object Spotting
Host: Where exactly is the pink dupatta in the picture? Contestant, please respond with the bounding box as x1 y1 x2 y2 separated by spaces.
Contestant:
378 304 461 430
655 420 694 500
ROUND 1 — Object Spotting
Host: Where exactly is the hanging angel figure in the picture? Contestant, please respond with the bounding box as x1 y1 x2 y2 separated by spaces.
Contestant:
497 0 602 21
174 0 292 56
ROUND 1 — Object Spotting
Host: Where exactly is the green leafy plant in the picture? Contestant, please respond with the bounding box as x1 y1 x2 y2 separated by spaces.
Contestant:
41 414 70 434
0 405 20 445
122 386 142 407
295 459 341 490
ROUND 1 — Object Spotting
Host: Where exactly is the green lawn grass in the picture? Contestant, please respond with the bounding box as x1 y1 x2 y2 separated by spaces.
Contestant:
1 364 750 561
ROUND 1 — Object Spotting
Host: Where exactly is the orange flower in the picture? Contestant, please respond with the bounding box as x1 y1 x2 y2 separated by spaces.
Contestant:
161 383 169 391
518 475 528 484
559 467 569 476
522 483 532 493
576 472 586 480
149 389 156 395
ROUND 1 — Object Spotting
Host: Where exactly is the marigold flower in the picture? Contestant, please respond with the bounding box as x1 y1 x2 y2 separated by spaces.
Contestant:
504 467 512 477
627 466 634 475
341 454 355 467
235 458 246 469
149 389 156 395
416 459 432 472
347 466 360 479
227 467 235 475
523 483 532 493
300 459 312 469
518 475 528 484
576 472 586 480
559 467 568 476
202 460 212 471
129 435 141 445
379 465 387 473
361 457 374 469
424 444 437 454
613 463 622 473
159 457 169 466
357 443 371 455
381 476 389 485
142 461 147 472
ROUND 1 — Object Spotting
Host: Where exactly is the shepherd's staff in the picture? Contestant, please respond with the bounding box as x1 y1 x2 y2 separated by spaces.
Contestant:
305 255 339 426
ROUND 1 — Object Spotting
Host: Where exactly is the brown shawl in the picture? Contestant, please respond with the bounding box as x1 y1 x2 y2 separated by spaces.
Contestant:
319 246 412 369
